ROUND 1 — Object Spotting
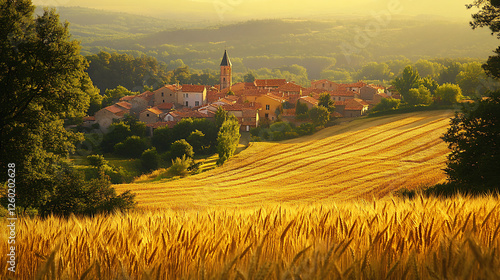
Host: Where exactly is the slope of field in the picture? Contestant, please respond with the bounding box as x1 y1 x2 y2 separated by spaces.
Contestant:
115 110 455 209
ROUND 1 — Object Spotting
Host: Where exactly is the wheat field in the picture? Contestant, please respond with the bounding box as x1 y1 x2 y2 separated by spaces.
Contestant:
115 110 455 210
3 110 500 279
2 195 499 279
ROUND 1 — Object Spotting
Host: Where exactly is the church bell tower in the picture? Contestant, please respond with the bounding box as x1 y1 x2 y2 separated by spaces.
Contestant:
220 50 232 90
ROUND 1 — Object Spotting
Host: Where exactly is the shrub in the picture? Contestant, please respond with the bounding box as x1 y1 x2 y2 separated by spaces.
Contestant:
87 154 108 168
373 98 401 112
168 155 193 177
170 139 194 160
151 126 172 152
114 136 149 158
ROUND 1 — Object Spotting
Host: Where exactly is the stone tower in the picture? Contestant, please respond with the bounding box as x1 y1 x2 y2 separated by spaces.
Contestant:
220 50 232 90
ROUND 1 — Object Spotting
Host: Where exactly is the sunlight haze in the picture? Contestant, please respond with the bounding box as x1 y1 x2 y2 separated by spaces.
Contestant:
33 0 474 22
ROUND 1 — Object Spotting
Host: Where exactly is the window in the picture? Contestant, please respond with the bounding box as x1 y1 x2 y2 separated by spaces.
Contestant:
185 101 189 107
170 94 172 96
161 92 164 97
265 113 269 119
266 105 270 110
223 78 226 82
185 93 188 98
195 101 200 106
146 114 150 117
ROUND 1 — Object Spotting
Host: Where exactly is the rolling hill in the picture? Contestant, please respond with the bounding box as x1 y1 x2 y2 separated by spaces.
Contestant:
114 110 455 209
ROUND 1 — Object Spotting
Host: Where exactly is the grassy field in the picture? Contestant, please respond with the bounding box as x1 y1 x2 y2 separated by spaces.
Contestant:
3 195 499 279
115 110 455 210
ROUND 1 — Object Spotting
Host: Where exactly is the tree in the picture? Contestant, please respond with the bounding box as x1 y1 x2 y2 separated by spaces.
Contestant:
215 106 228 130
442 91 500 189
392 66 420 103
101 122 132 153
216 116 241 166
170 139 194 160
406 85 433 106
151 126 173 152
102 86 138 107
372 98 401 112
318 92 335 113
141 148 159 172
0 2 135 214
243 72 256 83
438 62 463 84
114 136 149 158
434 83 463 105
357 62 393 81
187 130 206 154
309 106 330 127
295 100 309 115
419 77 439 95
456 62 489 97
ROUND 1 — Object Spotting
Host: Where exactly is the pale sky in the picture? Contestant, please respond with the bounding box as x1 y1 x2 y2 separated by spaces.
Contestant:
32 0 475 22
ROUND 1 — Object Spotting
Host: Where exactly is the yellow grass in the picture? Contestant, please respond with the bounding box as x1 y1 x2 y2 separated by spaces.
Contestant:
2 195 499 279
115 110 455 210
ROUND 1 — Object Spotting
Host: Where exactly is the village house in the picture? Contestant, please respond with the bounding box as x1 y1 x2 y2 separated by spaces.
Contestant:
255 93 286 121
359 84 385 101
154 84 179 105
94 101 132 132
330 89 359 102
178 84 207 108
163 108 213 122
298 96 319 110
221 103 261 132
343 98 370 117
129 91 155 115
342 81 367 93
138 107 164 125
311 79 340 91
254 79 287 91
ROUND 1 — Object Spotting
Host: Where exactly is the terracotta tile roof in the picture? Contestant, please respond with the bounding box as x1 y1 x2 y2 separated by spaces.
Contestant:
345 98 369 111
154 84 180 93
104 104 130 115
302 88 326 95
299 96 319 106
83 116 95 121
376 92 390 99
137 91 154 101
181 84 206 92
154 102 175 111
222 103 261 111
334 100 347 106
147 121 177 129
331 90 357 97
311 79 330 85
169 109 212 119
331 112 343 118
277 82 302 92
263 93 287 103
115 102 132 110
207 91 226 103
142 107 164 115
282 108 296 116
254 79 287 87
119 95 136 102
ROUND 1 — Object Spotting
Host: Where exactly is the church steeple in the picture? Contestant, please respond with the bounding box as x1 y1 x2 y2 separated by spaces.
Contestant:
220 50 232 90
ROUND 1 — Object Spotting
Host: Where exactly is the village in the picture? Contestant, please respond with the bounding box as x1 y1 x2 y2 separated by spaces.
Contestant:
85 50 399 135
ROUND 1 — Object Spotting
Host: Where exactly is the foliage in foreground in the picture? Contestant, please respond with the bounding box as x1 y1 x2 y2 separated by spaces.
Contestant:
442 90 500 190
5 195 500 279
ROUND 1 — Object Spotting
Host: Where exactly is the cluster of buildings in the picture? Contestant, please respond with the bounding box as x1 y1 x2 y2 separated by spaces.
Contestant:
85 50 398 134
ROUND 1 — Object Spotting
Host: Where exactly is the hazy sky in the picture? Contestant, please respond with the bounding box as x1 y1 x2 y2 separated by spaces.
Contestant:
32 0 475 22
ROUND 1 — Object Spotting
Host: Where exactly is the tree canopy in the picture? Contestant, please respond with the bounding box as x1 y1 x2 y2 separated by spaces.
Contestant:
0 1 134 215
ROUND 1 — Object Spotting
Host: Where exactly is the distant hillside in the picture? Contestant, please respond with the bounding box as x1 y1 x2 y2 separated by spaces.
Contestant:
34 7 197 43
114 110 453 209
46 7 500 79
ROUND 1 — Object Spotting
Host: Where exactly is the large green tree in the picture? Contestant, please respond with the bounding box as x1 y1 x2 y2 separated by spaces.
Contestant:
392 65 421 103
216 116 241 166
0 1 134 214
442 91 500 189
